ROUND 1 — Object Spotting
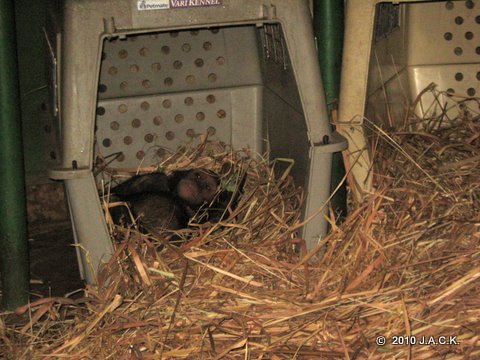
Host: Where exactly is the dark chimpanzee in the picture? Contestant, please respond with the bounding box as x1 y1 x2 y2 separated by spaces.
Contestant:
109 169 233 234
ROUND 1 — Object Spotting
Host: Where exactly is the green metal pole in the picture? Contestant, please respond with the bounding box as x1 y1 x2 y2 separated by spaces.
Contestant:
313 0 347 220
0 0 30 310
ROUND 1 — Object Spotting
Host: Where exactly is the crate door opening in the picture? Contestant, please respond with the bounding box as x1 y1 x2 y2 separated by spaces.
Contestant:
95 24 312 219
48 0 345 285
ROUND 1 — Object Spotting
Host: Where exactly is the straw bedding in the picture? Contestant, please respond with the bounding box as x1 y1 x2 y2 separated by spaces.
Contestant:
1 88 479 359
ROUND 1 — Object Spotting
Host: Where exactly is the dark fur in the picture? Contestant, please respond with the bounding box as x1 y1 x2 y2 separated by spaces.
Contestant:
112 172 171 198
109 169 236 234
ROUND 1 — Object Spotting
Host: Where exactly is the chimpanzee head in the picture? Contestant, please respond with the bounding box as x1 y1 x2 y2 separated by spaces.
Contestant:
176 169 219 207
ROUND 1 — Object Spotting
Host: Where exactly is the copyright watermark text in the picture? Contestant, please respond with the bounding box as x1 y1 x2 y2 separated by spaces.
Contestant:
376 335 459 346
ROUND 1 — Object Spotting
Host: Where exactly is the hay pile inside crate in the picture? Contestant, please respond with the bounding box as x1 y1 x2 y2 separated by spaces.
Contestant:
1 89 480 359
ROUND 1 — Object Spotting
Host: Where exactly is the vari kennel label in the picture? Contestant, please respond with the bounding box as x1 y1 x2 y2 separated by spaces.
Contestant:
137 0 223 10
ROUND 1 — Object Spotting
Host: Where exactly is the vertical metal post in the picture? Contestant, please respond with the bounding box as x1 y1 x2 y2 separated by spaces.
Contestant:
313 0 347 219
0 0 30 310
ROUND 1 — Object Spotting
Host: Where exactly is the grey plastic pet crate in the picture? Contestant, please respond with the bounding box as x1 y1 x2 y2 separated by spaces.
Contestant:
339 0 480 200
46 0 347 284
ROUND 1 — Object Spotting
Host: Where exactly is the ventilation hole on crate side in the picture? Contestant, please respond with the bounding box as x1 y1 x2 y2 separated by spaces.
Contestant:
156 148 165 157
446 1 454 10
203 41 212 51
476 46 480 54
153 116 163 125
124 136 133 145
173 60 183 69
465 31 474 40
117 154 125 162
141 101 150 111
447 88 455 94
206 95 216 103
142 80 152 89
165 131 175 140
130 64 140 73
98 84 107 93
161 45 170 55
182 43 191 52
164 77 173 86
476 15 480 24
477 71 480 80
50 151 56 160
211 28 220 34
102 138 112 147
132 118 141 128
44 125 52 133
144 133 154 143
455 72 464 81
151 63 161 72
136 151 145 160
186 75 196 84
108 66 118 75
207 127 216 136
96 106 106 116
118 49 128 59
170 31 179 38
217 109 226 118
174 114 184 123
467 88 476 96
186 129 195 137
162 99 172 108
184 97 194 105
454 47 463 55
139 47 149 57
208 73 218 82
196 112 205 121
455 16 464 25
444 32 453 41
466 0 474 9
110 121 120 130
121 82 130 91
118 104 128 113
216 56 225 65
195 58 204 67
190 30 199 36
